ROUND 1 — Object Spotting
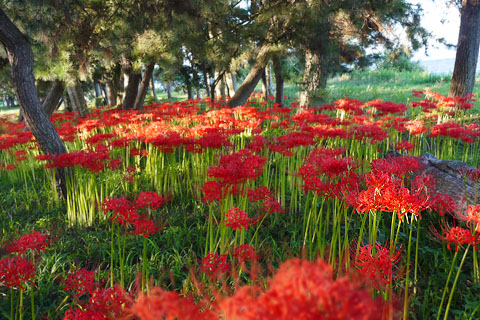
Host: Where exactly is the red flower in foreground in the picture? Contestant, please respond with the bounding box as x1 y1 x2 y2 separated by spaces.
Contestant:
129 287 215 320
354 242 402 289
63 268 97 297
200 253 230 280
0 256 35 290
129 258 393 320
431 223 480 251
5 230 49 255
220 258 391 320
89 285 133 318
63 307 107 320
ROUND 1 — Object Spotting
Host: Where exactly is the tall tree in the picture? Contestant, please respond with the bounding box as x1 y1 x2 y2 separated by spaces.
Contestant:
0 9 68 198
449 0 480 97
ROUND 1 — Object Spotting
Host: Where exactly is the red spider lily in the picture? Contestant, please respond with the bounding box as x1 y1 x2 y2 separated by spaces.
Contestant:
370 101 407 117
354 242 403 289
63 307 107 320
429 193 457 216
458 205 480 232
248 186 271 202
202 180 224 204
89 285 133 318
129 287 215 320
395 141 414 152
0 256 35 290
135 191 166 210
232 244 259 263
219 258 391 320
132 217 159 238
85 133 115 145
458 168 480 182
208 149 266 186
299 148 359 199
225 207 253 231
262 195 283 214
350 124 388 144
63 268 97 297
102 197 139 227
107 158 122 170
334 98 365 115
200 253 230 280
404 120 427 135
431 223 480 251
247 135 267 153
5 230 49 255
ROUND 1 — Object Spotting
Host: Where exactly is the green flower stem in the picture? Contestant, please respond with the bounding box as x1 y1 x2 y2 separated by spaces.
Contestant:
436 248 459 320
443 245 470 320
403 219 415 320
19 289 23 320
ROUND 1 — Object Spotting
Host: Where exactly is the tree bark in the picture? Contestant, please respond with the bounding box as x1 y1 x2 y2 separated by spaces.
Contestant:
67 80 88 116
122 58 141 109
299 49 328 109
166 81 172 99
134 62 155 110
226 72 237 97
102 84 110 106
202 68 211 98
43 79 64 117
106 80 116 106
261 67 268 99
0 9 68 198
272 54 284 106
150 73 157 101
227 44 272 107
449 0 480 97
94 80 103 106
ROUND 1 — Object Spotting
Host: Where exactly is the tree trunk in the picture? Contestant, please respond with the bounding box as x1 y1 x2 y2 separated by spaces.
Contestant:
265 63 273 97
102 84 110 106
202 68 211 98
226 72 237 97
94 80 103 106
0 9 68 198
227 44 272 107
166 81 172 99
187 81 193 100
299 49 328 109
272 54 284 106
134 62 155 110
106 80 116 106
43 79 64 117
196 87 201 98
449 0 480 97
67 80 88 116
261 67 268 99
150 74 157 101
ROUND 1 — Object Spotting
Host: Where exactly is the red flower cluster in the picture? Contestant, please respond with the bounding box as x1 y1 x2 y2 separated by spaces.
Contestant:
299 147 359 199
102 191 166 238
225 207 254 230
200 253 231 280
5 230 49 255
354 242 402 289
0 256 35 290
208 149 266 186
431 222 480 251
63 268 97 297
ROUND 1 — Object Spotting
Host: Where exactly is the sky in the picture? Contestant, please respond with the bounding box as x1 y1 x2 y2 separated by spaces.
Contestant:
409 0 461 61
